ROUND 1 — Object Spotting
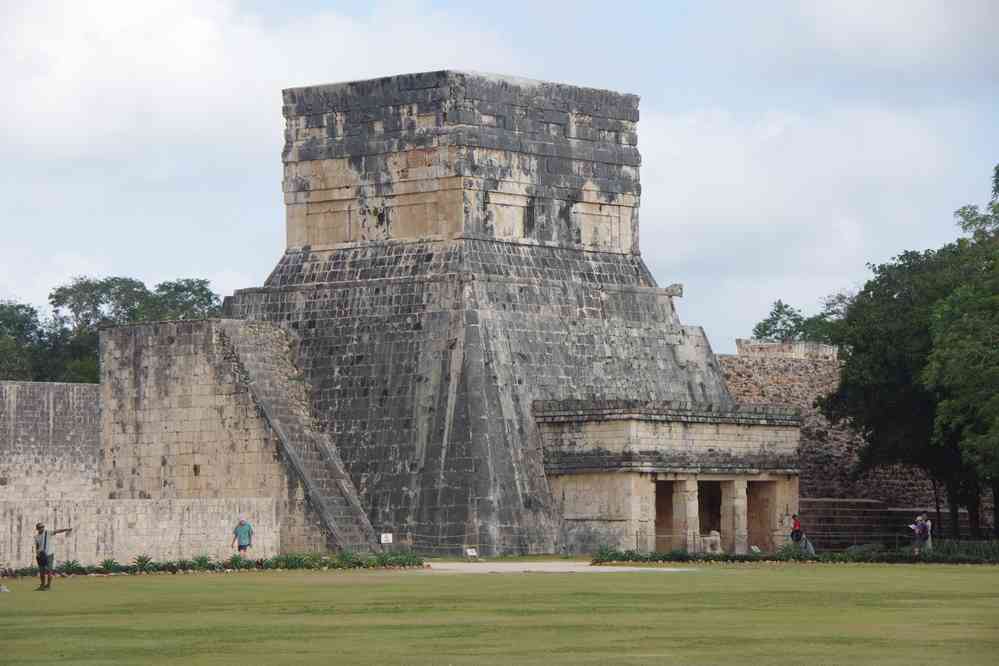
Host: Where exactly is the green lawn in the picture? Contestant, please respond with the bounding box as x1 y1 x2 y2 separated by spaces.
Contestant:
2 563 998 665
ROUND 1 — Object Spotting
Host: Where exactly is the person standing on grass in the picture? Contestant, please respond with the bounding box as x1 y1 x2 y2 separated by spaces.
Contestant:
34 523 72 591
790 514 803 544
910 515 929 555
231 518 253 555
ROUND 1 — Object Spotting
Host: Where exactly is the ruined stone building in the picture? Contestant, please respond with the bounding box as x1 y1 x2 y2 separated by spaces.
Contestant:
3 72 817 566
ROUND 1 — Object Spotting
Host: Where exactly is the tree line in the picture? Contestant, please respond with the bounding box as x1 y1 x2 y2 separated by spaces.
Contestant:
752 165 999 538
0 277 222 383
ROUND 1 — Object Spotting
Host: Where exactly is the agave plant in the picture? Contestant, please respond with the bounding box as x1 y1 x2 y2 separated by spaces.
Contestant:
223 554 245 570
192 554 212 571
57 559 86 575
132 554 153 572
101 558 120 573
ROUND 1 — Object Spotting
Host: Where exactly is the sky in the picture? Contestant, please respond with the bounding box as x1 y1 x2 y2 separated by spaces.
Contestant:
1 0 997 353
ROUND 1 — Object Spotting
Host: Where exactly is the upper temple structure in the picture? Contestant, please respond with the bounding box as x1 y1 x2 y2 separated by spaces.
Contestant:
2 72 814 566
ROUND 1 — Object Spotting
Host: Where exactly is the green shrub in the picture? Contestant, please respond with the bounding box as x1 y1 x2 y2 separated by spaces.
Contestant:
132 555 154 572
192 555 213 571
100 558 121 573
335 550 363 569
57 559 86 575
591 540 999 566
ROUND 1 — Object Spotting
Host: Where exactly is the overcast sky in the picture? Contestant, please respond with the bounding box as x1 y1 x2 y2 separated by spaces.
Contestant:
2 1 996 353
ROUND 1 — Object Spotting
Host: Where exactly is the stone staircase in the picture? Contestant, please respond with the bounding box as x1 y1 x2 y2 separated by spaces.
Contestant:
217 319 380 554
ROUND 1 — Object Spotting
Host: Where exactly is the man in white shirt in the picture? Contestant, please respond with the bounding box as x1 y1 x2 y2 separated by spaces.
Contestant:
34 522 72 590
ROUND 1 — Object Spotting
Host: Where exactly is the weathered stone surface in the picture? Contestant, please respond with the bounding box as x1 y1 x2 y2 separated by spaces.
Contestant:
0 382 101 500
0 498 279 569
280 71 641 254
225 72 739 554
535 399 800 475
216 320 379 553
719 339 937 505
100 319 375 555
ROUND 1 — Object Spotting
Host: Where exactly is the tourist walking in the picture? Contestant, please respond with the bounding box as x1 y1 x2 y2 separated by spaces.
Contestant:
910 515 930 555
231 518 254 554
790 514 802 543
34 523 73 591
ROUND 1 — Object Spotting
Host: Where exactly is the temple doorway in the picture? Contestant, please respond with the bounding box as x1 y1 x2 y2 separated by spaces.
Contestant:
654 481 676 551
748 480 777 551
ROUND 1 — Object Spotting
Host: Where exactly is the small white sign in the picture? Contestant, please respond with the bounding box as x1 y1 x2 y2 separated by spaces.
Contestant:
380 532 394 545
465 547 479 558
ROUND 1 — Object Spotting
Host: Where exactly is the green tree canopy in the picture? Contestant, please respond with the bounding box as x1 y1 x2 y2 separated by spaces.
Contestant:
820 165 999 536
750 294 848 344
1 277 222 384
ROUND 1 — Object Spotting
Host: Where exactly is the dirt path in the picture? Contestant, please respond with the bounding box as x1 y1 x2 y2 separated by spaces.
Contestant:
425 561 695 574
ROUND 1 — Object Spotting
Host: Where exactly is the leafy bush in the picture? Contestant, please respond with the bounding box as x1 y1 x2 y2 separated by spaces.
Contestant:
101 558 121 573
0 550 424 579
335 550 363 569
133 554 154 572
57 559 86 575
929 539 999 560
192 555 213 571
591 541 999 565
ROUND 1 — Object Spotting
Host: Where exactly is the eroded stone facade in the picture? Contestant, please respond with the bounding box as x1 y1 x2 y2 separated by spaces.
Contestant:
537 401 800 553
719 339 936 506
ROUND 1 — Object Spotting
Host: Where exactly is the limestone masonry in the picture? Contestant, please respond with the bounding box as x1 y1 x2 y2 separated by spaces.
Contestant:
12 71 944 565
223 71 799 554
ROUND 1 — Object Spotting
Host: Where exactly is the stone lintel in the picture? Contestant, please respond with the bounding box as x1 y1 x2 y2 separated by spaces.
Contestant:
544 462 801 476
532 399 801 427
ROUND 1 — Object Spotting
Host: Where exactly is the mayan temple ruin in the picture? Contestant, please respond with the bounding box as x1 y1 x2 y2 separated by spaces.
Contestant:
23 70 959 567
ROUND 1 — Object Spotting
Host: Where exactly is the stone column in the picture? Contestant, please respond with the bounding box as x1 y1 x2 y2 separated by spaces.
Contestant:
733 479 748 555
673 478 700 553
720 481 735 553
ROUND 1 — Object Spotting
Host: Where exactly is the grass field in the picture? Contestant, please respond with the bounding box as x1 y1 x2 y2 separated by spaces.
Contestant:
2 563 998 665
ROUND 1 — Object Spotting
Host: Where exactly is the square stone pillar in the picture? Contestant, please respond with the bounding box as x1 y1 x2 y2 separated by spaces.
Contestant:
673 478 700 553
720 481 735 553
732 479 748 554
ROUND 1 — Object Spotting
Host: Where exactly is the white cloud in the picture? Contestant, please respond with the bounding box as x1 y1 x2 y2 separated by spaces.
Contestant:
0 0 524 306
0 0 993 356
638 104 973 351
797 0 999 71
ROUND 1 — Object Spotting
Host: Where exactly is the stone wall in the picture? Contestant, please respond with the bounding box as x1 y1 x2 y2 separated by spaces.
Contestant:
100 320 330 553
0 498 278 569
718 340 936 506
0 381 101 500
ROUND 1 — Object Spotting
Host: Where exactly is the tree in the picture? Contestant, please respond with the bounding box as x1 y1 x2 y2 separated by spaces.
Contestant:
140 279 222 321
922 171 999 535
751 295 848 344
0 277 222 384
0 301 43 380
752 300 805 341
820 166 999 537
49 277 151 335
